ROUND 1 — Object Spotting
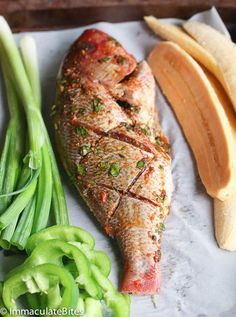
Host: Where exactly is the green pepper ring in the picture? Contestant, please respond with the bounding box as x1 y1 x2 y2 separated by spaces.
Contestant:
3 263 79 316
8 239 101 299
26 225 95 254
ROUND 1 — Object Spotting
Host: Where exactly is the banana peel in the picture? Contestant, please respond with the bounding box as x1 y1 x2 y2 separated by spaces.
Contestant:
148 41 236 201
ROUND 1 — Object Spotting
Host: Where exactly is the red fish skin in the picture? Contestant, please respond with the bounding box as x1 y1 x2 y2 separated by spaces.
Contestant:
53 29 172 295
110 61 160 139
62 28 137 86
110 195 163 295
122 262 160 295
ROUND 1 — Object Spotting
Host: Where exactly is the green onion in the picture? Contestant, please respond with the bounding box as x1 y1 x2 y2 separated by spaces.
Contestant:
11 197 36 249
156 137 163 146
0 16 43 170
76 126 89 137
98 56 110 63
91 97 102 112
0 126 11 195
32 144 52 233
20 33 68 228
156 223 165 234
0 58 25 246
47 136 68 225
77 164 86 176
109 163 121 177
0 16 69 249
78 108 86 114
136 159 145 169
0 178 37 231
99 162 109 171
20 36 41 109
141 127 151 136
0 217 18 250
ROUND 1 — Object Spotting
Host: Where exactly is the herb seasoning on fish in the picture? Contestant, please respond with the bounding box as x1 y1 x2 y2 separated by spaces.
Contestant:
136 159 145 169
91 97 103 112
109 163 121 177
76 126 89 137
77 163 86 176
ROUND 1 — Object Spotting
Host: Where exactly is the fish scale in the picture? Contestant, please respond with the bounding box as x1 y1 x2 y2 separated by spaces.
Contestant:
53 28 172 295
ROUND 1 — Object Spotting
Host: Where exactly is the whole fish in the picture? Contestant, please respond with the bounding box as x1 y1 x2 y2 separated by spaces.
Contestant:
53 29 172 295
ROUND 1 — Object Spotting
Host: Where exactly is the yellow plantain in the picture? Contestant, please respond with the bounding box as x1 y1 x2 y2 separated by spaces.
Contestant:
184 21 236 112
144 16 222 82
148 41 236 201
214 196 236 251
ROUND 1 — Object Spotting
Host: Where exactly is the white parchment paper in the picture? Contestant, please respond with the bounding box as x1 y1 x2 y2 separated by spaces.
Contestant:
0 7 236 317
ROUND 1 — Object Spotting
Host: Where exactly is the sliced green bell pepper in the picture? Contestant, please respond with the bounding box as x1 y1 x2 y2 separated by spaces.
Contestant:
26 225 111 276
91 265 130 317
15 239 100 299
3 263 79 317
26 283 62 311
0 282 10 317
26 225 95 253
76 297 103 317
66 262 130 317
69 241 111 277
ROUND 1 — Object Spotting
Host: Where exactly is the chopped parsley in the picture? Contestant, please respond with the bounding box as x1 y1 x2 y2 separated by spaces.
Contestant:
77 163 86 176
91 97 103 112
109 162 121 177
76 126 88 137
136 159 145 169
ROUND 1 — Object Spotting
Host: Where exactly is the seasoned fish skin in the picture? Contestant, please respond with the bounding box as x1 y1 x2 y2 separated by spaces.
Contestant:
53 29 172 295
110 195 163 293
79 137 153 193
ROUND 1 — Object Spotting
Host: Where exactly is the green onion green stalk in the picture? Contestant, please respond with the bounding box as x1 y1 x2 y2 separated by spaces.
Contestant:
0 16 69 250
